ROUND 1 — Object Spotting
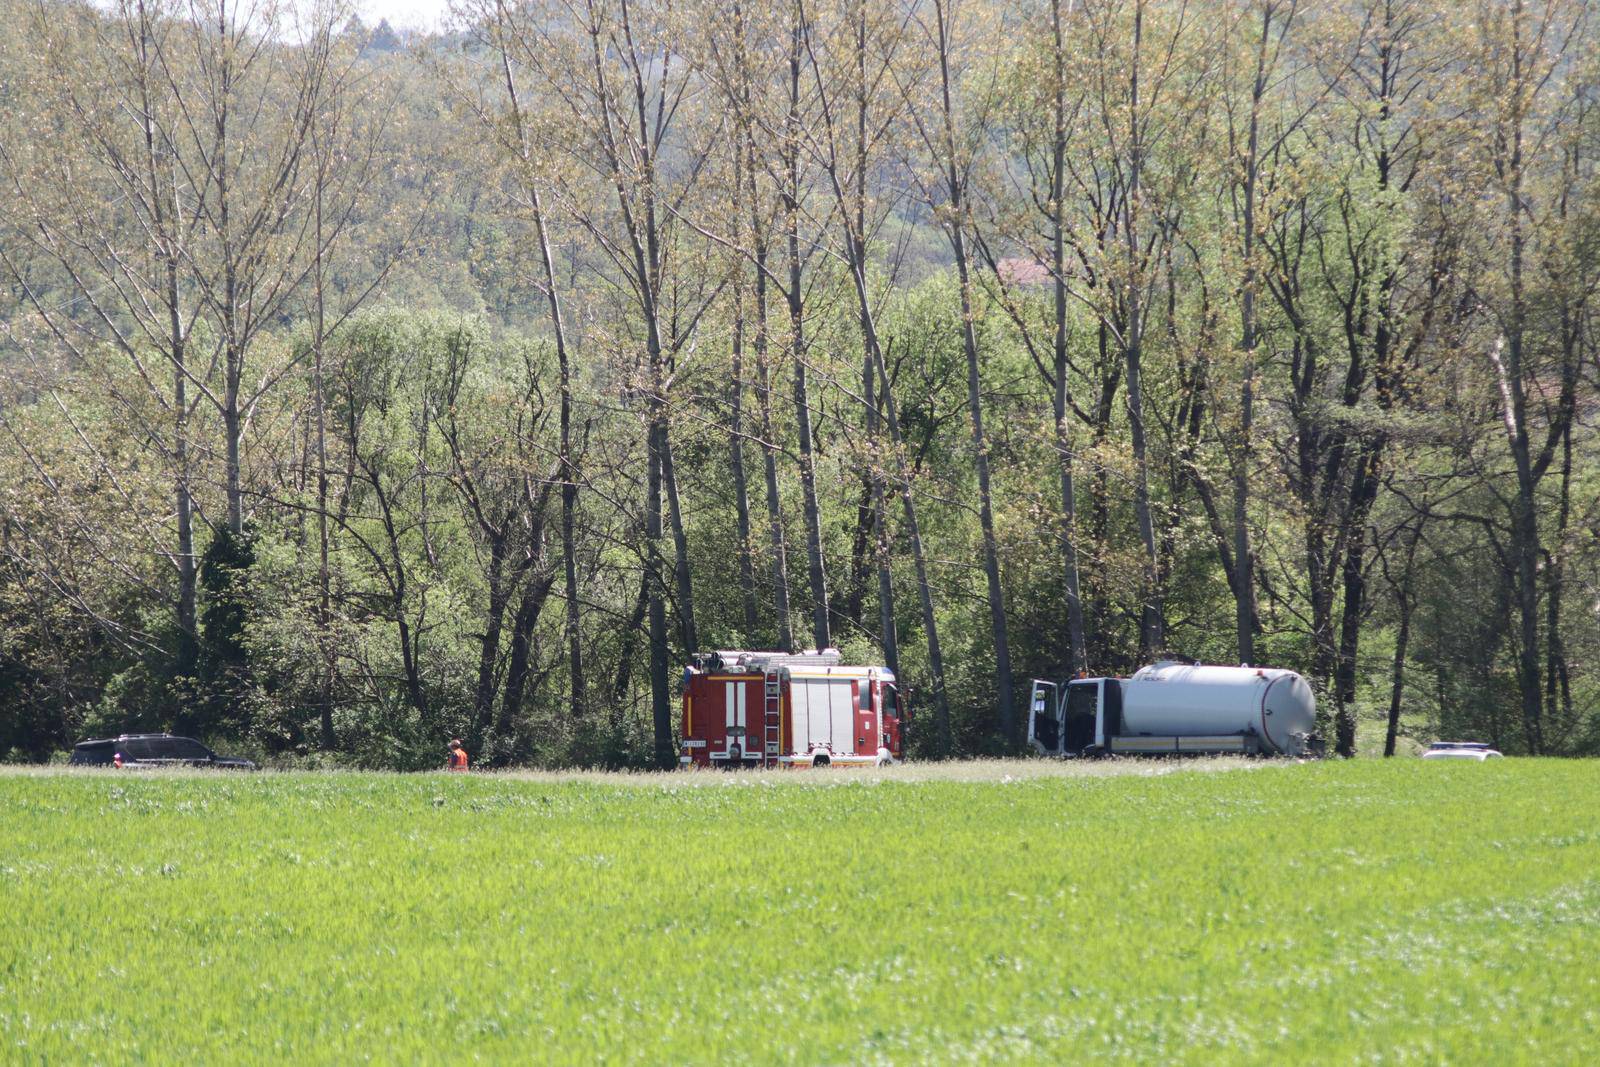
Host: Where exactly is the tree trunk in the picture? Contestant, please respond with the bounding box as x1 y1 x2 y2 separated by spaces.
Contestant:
729 269 760 636
1232 4 1273 668
174 357 198 679
498 568 556 753
754 240 794 652
787 215 831 653
223 396 244 535
1382 532 1419 758
534 185 585 727
873 493 899 677
872 345 951 756
732 0 792 653
727 128 760 636
1124 1 1162 658
312 169 334 750
1383 579 1412 758
1544 407 1573 742
1333 451 1381 758
786 16 830 652
659 425 698 654
954 248 1014 742
1305 507 1337 689
647 418 674 768
396 613 427 723
1051 0 1087 676
1086 322 1118 667
473 539 511 734
1493 333 1544 755
842 475 873 631
866 358 899 677
1497 18 1543 754
933 0 1014 744
496 22 584 729
611 566 649 709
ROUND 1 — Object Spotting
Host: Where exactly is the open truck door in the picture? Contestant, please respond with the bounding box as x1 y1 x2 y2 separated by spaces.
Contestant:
1028 680 1063 756
1065 678 1104 753
1032 677 1107 756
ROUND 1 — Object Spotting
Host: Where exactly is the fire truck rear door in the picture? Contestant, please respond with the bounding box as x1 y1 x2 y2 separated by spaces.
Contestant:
722 678 753 760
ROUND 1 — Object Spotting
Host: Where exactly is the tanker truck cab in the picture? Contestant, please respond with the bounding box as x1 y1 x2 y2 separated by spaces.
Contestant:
1029 677 1121 756
1030 661 1318 758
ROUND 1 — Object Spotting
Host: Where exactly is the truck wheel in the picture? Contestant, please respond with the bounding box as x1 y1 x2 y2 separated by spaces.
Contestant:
812 753 830 768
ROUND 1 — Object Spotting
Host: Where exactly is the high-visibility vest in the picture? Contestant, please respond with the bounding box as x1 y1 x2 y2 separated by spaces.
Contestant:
449 749 469 771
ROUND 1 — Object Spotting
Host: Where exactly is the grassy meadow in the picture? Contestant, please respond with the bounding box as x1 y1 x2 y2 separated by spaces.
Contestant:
2 759 1597 1063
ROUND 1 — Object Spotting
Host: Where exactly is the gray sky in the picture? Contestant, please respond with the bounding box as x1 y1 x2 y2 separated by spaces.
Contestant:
359 0 452 31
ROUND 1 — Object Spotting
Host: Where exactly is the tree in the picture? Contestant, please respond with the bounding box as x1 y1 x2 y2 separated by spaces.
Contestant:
903 0 1018 743
1464 0 1590 754
478 0 723 765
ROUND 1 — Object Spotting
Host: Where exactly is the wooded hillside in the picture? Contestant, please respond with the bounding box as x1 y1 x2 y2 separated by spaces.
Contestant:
2 0 1596 765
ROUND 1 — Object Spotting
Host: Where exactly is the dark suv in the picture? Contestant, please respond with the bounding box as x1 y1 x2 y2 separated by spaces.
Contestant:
69 734 257 770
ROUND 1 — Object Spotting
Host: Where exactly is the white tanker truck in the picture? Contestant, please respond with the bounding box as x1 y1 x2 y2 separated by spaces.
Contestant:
1028 660 1320 757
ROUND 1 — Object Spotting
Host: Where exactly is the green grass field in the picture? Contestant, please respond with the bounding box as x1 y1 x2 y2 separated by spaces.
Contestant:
2 760 1597 1064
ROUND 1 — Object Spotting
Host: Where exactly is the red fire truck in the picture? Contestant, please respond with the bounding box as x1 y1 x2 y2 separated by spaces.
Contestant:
680 649 904 767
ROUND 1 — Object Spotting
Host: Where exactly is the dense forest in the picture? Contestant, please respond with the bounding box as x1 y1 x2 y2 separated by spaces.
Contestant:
1 0 1596 766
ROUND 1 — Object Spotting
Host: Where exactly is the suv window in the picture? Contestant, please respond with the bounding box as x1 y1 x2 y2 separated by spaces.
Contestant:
120 737 212 760
70 741 115 766
122 738 158 759
154 738 213 760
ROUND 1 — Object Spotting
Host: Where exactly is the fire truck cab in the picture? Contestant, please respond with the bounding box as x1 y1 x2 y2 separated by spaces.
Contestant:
681 649 904 767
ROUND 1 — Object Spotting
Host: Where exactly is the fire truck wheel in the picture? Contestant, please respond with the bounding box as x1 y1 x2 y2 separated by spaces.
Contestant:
812 753 830 768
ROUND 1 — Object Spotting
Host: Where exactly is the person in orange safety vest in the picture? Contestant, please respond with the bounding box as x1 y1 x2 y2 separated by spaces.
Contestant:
446 738 469 772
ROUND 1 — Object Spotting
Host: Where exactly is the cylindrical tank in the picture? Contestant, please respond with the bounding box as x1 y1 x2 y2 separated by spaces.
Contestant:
1119 662 1317 755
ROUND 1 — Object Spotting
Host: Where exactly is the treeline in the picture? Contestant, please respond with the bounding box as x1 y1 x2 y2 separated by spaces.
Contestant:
1 0 1597 766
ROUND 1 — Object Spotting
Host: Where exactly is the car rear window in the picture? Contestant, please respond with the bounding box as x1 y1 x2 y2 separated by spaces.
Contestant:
69 742 115 766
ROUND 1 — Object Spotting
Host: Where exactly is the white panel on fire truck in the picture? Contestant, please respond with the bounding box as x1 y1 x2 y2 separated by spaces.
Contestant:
725 682 735 728
792 679 821 747
829 681 855 750
785 679 803 746
807 682 822 744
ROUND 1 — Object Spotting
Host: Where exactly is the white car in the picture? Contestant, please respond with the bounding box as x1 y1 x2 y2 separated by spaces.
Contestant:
1421 741 1503 761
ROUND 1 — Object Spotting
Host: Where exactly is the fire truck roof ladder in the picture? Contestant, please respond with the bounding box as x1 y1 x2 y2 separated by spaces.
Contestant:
710 648 842 673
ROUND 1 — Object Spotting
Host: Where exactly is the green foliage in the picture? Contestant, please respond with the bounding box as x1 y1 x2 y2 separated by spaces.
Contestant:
3 0 1598 766
191 526 256 737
